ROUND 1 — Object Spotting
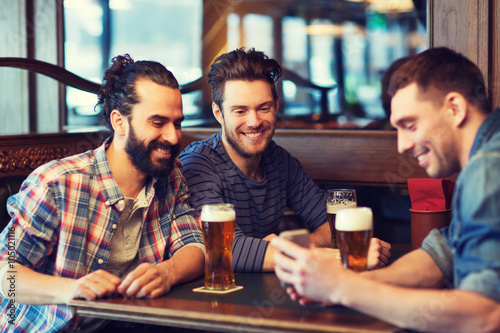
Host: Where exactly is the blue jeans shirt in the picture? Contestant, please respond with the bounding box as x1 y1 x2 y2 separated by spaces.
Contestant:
422 108 500 302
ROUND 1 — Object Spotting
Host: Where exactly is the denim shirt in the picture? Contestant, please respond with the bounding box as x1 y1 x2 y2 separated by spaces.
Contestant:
422 108 500 302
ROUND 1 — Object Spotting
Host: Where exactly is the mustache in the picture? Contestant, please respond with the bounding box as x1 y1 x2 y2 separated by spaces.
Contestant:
148 140 180 154
149 141 176 149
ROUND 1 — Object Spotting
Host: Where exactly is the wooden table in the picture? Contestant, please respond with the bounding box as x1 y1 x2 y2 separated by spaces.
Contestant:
70 272 406 333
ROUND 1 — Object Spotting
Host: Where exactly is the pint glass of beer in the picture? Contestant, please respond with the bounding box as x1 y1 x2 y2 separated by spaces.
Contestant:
201 203 236 290
326 189 357 248
336 207 373 272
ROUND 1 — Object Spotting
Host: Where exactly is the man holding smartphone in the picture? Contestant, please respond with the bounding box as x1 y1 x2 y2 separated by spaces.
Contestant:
180 48 391 273
273 47 500 332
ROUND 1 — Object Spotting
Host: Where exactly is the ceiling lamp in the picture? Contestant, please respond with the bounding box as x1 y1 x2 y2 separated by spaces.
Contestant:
367 0 415 13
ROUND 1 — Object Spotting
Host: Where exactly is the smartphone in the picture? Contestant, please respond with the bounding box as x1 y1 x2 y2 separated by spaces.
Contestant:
279 229 311 248
278 229 310 289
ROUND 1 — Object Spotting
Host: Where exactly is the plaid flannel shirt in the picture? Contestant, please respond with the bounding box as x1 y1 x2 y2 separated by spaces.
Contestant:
0 141 204 332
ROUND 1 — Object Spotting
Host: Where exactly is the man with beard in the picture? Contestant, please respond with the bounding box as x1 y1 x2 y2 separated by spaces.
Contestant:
0 54 204 332
180 48 390 273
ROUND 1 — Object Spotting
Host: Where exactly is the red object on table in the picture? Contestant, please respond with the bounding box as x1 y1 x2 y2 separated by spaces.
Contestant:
408 178 455 249
407 178 455 211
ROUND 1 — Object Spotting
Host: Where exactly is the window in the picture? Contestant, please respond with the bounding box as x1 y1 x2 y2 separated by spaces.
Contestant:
225 0 427 128
64 0 202 129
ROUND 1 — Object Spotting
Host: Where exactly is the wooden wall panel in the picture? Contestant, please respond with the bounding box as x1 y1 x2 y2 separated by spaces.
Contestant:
271 129 428 187
0 131 107 177
429 0 496 108
430 0 469 54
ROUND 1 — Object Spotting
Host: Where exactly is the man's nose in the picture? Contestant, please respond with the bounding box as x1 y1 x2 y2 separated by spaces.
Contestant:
246 110 263 128
161 123 180 146
397 131 414 154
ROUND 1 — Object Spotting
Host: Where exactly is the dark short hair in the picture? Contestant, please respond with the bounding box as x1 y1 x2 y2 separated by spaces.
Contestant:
388 47 490 113
207 48 282 110
96 54 179 131
381 57 411 117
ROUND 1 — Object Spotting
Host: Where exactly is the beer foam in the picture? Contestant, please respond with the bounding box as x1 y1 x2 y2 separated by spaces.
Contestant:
201 205 236 222
335 207 373 231
327 201 357 214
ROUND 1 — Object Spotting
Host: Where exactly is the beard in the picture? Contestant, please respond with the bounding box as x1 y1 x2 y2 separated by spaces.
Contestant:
124 125 180 178
222 123 274 159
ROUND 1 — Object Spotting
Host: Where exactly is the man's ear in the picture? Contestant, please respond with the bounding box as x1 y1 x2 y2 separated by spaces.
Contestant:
110 109 126 136
445 92 467 127
213 102 224 125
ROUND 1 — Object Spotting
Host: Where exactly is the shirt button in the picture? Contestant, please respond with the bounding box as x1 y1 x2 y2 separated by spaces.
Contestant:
112 224 117 230
105 200 111 206
98 259 104 265
117 200 125 210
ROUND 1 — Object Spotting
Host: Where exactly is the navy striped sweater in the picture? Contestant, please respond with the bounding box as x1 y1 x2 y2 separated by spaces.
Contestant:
180 131 327 272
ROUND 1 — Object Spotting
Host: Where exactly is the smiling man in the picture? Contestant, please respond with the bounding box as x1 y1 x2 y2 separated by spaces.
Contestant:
0 54 204 332
180 48 390 273
272 47 500 332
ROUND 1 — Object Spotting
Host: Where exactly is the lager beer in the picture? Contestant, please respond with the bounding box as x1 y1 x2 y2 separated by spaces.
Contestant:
336 207 373 272
327 201 357 248
326 189 357 249
201 204 236 290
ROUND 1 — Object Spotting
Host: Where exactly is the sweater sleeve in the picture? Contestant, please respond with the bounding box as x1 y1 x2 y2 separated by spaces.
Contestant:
232 224 269 272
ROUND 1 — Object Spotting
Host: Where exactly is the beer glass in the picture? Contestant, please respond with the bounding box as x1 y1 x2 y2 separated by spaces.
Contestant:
201 203 236 290
326 189 357 248
336 207 373 272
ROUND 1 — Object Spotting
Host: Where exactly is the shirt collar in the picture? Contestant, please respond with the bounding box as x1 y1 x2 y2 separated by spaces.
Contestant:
470 108 500 158
94 138 158 208
93 139 124 207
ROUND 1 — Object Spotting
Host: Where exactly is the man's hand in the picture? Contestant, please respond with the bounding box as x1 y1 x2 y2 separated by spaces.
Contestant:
67 269 121 302
263 233 278 242
367 238 391 270
262 233 279 271
308 238 391 270
271 237 348 304
118 262 171 298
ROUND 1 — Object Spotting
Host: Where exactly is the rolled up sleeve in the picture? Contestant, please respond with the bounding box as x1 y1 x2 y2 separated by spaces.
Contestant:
421 228 454 286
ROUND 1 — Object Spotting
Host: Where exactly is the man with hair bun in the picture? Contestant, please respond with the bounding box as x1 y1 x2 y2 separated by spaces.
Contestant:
0 54 205 332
